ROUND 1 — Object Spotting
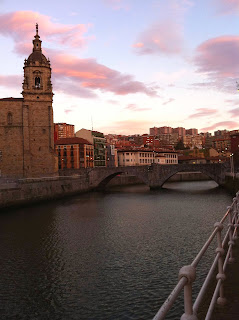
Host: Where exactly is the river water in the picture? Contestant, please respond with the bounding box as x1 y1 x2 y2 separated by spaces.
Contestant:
0 181 232 320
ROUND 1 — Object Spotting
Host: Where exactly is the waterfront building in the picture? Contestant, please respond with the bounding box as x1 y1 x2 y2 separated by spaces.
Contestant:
76 129 106 167
117 148 155 166
156 151 178 164
117 148 178 166
54 123 75 141
55 137 94 169
106 144 118 167
0 25 56 178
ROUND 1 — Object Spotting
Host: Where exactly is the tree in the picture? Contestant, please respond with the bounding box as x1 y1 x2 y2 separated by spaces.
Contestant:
175 139 185 150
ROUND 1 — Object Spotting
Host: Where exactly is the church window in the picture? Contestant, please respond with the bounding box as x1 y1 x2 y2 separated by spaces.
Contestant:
35 77 41 88
7 112 13 125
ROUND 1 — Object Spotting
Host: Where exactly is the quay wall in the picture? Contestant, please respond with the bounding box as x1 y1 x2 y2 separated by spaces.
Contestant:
224 173 239 195
0 175 91 209
0 171 222 209
108 172 210 186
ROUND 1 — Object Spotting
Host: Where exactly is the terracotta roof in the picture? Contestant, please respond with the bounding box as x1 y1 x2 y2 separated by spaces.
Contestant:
55 137 92 145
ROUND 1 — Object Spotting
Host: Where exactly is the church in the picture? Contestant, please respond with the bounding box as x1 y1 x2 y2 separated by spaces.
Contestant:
0 25 57 178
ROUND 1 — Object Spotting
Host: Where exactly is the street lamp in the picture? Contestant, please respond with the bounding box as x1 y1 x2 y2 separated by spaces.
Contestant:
230 153 234 179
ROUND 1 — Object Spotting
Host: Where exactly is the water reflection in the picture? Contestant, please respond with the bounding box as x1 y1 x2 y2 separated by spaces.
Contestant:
0 181 232 319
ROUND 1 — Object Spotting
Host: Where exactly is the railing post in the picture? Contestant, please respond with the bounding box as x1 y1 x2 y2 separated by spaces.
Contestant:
233 195 239 240
214 222 227 306
227 205 235 263
178 265 198 320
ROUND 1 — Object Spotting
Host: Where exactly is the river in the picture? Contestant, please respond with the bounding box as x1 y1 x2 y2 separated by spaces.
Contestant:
0 181 232 320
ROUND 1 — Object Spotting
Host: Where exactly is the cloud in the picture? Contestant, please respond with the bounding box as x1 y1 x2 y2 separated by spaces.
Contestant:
0 75 22 89
0 11 92 51
102 0 130 10
188 108 218 119
125 104 151 111
0 11 157 98
193 36 239 91
132 0 193 56
229 108 239 117
225 99 239 106
162 98 175 106
201 121 238 131
107 99 119 105
212 0 239 15
50 52 158 97
132 20 183 55
64 109 73 114
98 119 153 134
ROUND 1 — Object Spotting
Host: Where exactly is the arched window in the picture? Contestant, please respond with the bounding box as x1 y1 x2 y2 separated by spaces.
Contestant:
35 77 41 88
7 112 13 125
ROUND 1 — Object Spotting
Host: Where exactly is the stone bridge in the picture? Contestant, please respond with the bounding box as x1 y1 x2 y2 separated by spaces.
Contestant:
86 163 229 190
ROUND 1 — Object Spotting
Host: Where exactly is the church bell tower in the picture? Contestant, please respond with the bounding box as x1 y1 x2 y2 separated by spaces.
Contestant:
21 24 56 177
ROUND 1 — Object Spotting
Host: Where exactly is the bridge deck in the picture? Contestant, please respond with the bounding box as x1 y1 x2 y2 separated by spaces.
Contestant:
210 242 239 320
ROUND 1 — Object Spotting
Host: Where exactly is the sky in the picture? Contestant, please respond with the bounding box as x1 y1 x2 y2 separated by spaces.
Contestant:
0 0 239 135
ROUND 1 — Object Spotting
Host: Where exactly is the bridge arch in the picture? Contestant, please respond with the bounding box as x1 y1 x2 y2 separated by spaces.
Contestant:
148 163 227 189
88 163 227 190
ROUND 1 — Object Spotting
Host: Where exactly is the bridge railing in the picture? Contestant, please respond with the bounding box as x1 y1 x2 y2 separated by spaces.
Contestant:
152 191 239 320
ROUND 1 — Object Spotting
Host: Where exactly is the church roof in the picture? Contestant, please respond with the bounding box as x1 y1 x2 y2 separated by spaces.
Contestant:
25 23 50 67
26 51 48 65
0 97 23 101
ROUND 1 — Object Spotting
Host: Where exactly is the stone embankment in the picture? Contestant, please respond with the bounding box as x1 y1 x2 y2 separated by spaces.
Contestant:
108 171 210 186
0 171 236 209
0 175 90 209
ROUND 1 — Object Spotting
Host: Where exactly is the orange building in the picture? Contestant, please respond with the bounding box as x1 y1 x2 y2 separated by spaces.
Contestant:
55 138 94 170
54 123 75 141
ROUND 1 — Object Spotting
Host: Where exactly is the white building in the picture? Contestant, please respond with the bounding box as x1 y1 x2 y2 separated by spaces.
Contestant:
117 149 178 166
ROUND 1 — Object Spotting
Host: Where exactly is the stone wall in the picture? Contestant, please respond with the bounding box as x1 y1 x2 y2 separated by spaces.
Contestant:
0 175 90 209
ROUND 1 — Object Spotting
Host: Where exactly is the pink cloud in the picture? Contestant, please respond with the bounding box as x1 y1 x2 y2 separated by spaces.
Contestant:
125 104 151 111
0 75 22 89
0 11 158 98
98 119 153 135
225 99 239 106
212 0 239 15
201 121 238 131
0 11 92 51
193 36 239 91
50 52 158 97
133 20 183 55
132 42 144 48
194 36 239 77
64 109 73 114
103 0 130 10
229 108 239 117
107 100 119 104
188 108 218 119
162 98 175 105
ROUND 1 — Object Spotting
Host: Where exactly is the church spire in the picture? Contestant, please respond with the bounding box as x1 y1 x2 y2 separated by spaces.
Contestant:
32 23 42 52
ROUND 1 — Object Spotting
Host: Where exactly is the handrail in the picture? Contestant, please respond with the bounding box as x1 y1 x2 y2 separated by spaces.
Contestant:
152 191 239 320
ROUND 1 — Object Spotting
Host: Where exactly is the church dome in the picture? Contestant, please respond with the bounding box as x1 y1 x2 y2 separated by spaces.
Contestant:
25 24 50 67
26 51 48 65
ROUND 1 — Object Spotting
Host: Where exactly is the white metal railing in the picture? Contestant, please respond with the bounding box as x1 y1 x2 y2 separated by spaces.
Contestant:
152 191 239 320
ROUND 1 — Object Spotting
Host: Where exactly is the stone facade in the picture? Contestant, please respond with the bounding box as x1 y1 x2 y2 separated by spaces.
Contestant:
0 25 56 178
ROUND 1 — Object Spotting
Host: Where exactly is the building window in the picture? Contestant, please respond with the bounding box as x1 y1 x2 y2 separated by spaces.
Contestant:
35 77 41 88
7 112 13 125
